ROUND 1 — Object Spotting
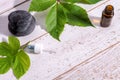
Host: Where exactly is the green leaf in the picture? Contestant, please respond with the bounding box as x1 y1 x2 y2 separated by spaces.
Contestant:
46 3 66 40
61 0 80 3
12 50 30 79
61 3 94 27
61 0 101 4
28 0 101 40
0 36 30 79
0 58 11 74
0 42 11 56
29 0 56 12
9 36 20 53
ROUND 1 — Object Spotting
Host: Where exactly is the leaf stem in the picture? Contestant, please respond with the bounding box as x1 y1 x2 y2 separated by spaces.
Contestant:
57 0 60 2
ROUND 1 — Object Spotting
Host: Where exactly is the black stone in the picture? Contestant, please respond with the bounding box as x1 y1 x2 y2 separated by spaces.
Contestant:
8 10 36 36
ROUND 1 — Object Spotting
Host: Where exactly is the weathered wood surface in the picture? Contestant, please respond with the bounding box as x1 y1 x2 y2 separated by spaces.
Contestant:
0 0 29 15
54 0 120 80
58 43 120 80
1 0 120 80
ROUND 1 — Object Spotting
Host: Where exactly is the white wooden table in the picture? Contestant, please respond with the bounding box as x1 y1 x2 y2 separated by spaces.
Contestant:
0 0 120 80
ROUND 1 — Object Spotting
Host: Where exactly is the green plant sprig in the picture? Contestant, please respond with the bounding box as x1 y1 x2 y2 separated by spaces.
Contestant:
29 0 101 40
0 0 102 79
0 36 30 79
0 32 48 79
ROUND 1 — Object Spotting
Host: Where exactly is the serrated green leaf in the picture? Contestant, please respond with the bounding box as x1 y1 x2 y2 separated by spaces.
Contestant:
61 3 94 27
0 42 11 57
46 3 66 40
0 58 11 74
29 0 56 12
12 50 30 79
9 36 20 53
61 0 101 4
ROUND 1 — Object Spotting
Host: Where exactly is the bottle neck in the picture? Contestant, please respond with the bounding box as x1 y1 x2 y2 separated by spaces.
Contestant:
104 5 114 15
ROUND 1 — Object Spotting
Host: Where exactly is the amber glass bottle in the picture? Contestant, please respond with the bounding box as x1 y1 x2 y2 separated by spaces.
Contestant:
100 5 114 27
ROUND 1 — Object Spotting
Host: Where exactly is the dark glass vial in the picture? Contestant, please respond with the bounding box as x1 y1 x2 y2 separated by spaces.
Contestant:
100 5 114 27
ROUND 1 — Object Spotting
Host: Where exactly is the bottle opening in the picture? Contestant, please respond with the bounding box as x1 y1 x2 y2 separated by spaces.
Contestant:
106 5 114 11
104 5 114 15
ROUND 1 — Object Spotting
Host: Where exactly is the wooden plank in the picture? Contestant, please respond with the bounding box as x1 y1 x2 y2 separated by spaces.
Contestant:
18 0 118 80
61 43 120 80
54 0 120 79
0 0 112 80
26 0 120 80
77 0 110 12
0 0 109 15
0 0 29 15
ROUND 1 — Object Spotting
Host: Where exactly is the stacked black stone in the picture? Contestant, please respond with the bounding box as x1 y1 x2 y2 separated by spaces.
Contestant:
8 10 36 36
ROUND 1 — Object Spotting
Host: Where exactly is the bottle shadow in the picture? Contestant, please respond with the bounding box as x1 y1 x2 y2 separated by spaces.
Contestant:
89 15 101 27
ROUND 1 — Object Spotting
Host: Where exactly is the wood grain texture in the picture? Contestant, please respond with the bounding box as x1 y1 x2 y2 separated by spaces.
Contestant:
1 0 119 80
54 0 120 80
0 0 30 15
61 43 120 80
19 0 120 80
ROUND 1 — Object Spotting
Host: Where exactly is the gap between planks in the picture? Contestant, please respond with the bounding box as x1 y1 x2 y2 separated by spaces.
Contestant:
53 40 120 80
0 0 114 79
53 0 120 80
0 0 30 15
